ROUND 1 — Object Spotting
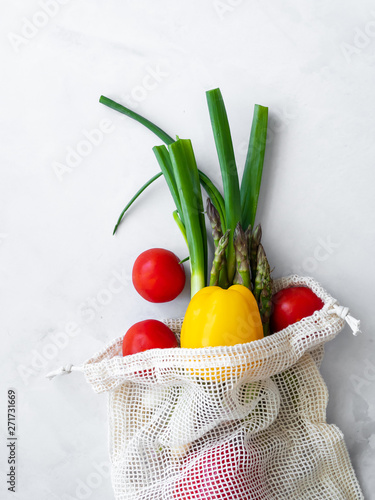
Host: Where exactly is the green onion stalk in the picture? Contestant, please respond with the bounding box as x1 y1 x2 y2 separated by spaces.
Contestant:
112 172 162 235
206 88 242 283
241 105 268 230
167 139 207 297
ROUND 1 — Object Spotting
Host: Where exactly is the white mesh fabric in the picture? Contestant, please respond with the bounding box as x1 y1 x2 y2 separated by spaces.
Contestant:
83 276 363 499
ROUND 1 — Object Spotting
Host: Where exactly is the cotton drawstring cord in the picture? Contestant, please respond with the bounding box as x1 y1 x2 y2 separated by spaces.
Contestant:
46 364 84 380
327 301 361 336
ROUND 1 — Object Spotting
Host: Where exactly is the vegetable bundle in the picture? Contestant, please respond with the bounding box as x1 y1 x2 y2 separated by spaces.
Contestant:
47 89 363 500
100 89 272 336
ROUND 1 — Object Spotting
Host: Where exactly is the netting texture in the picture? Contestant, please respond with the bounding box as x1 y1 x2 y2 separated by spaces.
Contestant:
83 276 363 500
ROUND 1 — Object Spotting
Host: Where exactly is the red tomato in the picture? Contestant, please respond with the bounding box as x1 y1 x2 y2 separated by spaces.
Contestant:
173 441 263 500
132 248 186 303
270 286 324 333
122 319 179 356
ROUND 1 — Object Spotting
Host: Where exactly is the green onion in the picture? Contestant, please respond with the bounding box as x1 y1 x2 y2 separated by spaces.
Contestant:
113 172 162 234
206 88 242 282
114 170 225 237
169 139 207 297
153 145 184 225
172 210 187 246
99 96 174 145
178 256 189 265
240 105 268 229
100 95 226 234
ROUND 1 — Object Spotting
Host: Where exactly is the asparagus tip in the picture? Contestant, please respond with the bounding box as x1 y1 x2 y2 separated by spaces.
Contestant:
221 229 231 246
244 224 252 238
253 224 262 244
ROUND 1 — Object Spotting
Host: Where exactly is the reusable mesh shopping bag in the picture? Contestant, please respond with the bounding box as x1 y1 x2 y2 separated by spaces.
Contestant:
48 276 363 499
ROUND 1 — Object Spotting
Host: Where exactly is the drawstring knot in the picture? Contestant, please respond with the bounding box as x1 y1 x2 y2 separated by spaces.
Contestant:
46 364 83 380
327 301 361 336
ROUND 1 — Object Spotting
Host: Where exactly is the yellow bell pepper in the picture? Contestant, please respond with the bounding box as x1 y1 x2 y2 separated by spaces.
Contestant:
181 285 263 348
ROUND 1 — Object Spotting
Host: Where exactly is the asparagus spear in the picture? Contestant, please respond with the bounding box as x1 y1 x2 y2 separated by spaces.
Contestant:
209 230 230 286
244 224 252 248
233 222 251 289
254 244 273 336
206 198 230 287
218 263 230 289
259 285 272 336
244 224 252 281
254 244 267 301
250 224 262 289
206 198 223 248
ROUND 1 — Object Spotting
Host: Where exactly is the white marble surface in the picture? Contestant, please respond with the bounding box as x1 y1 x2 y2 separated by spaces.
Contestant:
1 0 375 498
